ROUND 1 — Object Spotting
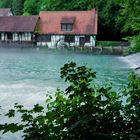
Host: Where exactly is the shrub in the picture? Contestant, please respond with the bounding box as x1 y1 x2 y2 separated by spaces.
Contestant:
127 35 140 53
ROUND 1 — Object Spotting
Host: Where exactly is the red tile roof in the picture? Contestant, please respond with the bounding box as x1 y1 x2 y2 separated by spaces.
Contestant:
38 9 98 35
0 8 11 16
0 16 39 32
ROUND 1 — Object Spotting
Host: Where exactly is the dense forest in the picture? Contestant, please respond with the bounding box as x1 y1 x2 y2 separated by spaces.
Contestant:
0 0 140 50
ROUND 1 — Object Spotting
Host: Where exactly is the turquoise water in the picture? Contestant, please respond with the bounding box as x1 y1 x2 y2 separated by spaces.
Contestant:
0 48 131 139
0 48 131 107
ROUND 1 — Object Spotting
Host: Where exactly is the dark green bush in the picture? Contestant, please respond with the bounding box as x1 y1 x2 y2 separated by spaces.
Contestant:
97 41 124 47
0 62 140 140
127 35 140 53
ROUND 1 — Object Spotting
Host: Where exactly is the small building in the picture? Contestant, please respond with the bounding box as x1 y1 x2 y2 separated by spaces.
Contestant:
0 8 13 16
0 16 39 42
37 9 98 48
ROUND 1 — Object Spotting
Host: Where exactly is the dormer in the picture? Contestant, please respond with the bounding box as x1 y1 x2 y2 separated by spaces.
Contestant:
61 16 75 32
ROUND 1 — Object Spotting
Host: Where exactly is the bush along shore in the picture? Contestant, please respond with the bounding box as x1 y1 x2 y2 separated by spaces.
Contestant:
0 62 140 140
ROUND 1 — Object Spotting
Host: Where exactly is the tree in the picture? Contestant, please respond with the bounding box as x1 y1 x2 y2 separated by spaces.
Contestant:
12 0 25 15
116 0 140 52
0 0 13 8
23 0 40 15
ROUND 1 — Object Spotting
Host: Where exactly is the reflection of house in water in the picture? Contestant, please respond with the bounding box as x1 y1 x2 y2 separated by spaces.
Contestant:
0 16 39 42
0 8 98 48
37 9 98 48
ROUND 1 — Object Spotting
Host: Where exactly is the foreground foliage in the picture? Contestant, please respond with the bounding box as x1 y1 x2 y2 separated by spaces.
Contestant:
0 62 140 140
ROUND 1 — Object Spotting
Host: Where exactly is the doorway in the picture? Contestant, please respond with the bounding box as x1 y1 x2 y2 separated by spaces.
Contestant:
79 37 85 47
7 33 13 40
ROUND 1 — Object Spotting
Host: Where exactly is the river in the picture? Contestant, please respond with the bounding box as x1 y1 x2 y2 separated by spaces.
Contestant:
0 48 131 139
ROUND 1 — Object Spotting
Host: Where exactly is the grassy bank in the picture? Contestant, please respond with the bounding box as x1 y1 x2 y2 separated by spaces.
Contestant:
96 41 130 47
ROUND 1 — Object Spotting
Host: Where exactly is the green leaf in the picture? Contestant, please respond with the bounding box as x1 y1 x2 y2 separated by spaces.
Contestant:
5 109 15 118
2 123 23 133
33 104 44 113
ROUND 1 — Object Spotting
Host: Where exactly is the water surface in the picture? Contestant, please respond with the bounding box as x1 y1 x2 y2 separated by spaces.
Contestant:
0 48 131 107
0 48 131 139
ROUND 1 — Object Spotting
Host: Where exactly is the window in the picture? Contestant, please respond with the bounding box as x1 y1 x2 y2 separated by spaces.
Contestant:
61 16 75 31
37 35 51 42
64 35 75 42
7 33 13 40
61 24 72 32
67 24 72 31
79 37 85 46
85 35 90 43
61 24 66 31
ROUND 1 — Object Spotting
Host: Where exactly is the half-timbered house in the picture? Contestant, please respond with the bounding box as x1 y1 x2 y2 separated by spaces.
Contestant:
0 16 39 42
37 9 98 48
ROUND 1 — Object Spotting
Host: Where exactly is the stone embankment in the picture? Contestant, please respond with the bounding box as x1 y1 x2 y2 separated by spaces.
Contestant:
0 42 128 55
0 42 36 48
65 46 126 55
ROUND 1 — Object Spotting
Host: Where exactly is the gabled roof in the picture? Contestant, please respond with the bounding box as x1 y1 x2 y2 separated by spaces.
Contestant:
0 16 39 32
0 8 12 16
38 9 98 35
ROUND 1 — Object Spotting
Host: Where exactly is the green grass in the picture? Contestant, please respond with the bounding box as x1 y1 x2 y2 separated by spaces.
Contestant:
96 41 129 47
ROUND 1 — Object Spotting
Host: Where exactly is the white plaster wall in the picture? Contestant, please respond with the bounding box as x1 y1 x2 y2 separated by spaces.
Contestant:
21 33 31 41
84 36 96 47
37 35 96 48
28 33 31 41
4 34 8 41
38 35 65 48
13 33 32 41
0 32 32 41
1 33 5 40
51 35 64 48
91 36 96 46
8 11 13 16
13 33 18 41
